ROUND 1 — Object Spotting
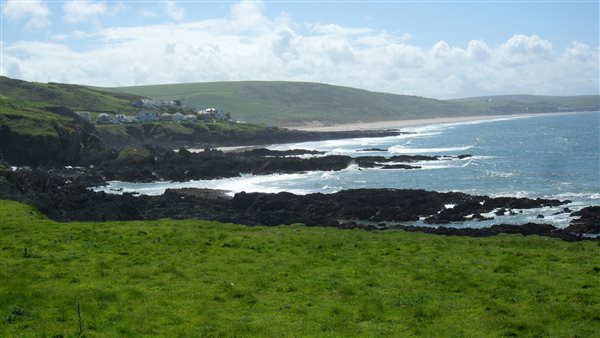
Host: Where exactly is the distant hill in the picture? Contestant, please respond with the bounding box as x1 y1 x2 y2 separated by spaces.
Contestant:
0 76 141 114
100 81 471 126
101 81 599 126
449 95 599 115
2 76 404 165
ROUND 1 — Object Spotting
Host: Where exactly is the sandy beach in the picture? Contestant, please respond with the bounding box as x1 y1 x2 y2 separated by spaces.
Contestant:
283 112 579 132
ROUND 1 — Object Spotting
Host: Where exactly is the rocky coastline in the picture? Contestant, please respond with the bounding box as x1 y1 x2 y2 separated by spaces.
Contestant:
1 155 598 241
76 146 469 182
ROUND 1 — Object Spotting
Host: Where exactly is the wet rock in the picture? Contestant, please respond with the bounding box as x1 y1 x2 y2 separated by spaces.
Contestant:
239 148 324 157
567 206 600 234
0 168 589 241
358 148 387 152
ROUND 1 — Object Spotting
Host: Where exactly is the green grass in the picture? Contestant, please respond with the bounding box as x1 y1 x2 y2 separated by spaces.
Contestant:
1 200 599 337
1 76 140 115
101 81 600 126
449 95 600 114
97 121 279 147
116 147 153 162
100 81 470 126
0 96 74 138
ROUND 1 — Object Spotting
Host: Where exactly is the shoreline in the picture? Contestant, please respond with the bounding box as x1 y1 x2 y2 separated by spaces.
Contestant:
283 111 585 132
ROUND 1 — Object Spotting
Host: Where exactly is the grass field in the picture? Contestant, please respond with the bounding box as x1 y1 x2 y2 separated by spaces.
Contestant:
103 81 600 126
450 95 600 114
101 81 469 126
0 76 139 115
1 200 599 337
0 96 75 138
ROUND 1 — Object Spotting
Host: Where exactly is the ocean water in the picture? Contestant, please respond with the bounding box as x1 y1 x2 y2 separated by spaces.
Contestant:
96 112 600 229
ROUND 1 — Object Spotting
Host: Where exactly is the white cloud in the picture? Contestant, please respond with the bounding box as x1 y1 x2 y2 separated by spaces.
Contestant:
498 34 553 65
2 0 51 29
138 8 158 19
2 1 598 98
62 0 126 24
400 33 413 41
311 23 373 36
164 0 185 22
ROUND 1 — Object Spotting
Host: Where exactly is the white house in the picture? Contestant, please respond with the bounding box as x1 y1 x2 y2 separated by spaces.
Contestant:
75 111 92 121
96 113 113 124
115 114 128 123
184 114 198 123
159 113 173 122
135 110 157 122
172 112 185 122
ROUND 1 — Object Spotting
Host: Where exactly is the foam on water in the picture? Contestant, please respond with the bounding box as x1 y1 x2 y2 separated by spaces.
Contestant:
389 145 474 154
93 112 600 229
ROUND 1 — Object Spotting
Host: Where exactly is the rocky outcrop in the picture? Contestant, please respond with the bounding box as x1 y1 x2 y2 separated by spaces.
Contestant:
567 206 600 234
0 107 105 166
92 147 470 182
98 124 403 150
2 167 593 241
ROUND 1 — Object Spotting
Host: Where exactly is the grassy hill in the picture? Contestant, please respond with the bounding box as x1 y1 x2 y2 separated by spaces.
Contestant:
450 95 600 115
102 81 599 126
101 81 470 126
1 199 599 336
0 76 140 114
1 77 390 161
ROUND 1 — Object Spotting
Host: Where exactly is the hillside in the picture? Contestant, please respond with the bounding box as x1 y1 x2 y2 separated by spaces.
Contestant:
0 76 140 114
102 81 599 126
101 81 470 126
450 95 600 115
0 77 400 164
0 95 106 165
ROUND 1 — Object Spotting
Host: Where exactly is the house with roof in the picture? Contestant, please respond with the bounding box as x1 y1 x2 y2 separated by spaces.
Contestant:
159 113 173 122
96 113 113 124
172 112 185 123
75 111 92 121
135 110 157 123
115 114 129 123
184 114 198 123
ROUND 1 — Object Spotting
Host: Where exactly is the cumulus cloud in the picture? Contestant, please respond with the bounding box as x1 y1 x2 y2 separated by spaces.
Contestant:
498 34 553 65
164 0 185 22
2 0 51 29
62 0 126 24
2 1 598 98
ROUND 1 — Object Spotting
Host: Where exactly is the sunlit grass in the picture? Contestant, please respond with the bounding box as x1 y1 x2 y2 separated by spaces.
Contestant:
1 199 599 337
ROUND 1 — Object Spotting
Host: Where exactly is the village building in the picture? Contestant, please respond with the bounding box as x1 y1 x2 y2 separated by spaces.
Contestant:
196 108 231 121
123 116 137 123
115 114 129 123
96 113 113 124
75 111 92 121
184 114 198 123
135 111 157 122
172 112 185 123
159 113 173 122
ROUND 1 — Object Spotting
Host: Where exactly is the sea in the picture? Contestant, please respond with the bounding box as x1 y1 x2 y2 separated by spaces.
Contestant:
95 111 600 229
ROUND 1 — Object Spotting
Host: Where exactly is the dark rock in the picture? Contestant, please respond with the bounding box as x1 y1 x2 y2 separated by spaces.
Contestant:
357 148 387 152
0 167 588 241
567 206 600 234
239 148 324 157
381 164 419 169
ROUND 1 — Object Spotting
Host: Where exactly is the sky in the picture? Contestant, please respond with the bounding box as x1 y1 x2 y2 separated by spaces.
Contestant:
1 0 599 99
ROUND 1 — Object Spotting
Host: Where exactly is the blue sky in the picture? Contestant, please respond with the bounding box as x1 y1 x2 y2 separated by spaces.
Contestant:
2 0 599 98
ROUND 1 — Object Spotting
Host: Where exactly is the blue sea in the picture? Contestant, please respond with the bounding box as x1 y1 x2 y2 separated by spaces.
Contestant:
97 111 600 229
